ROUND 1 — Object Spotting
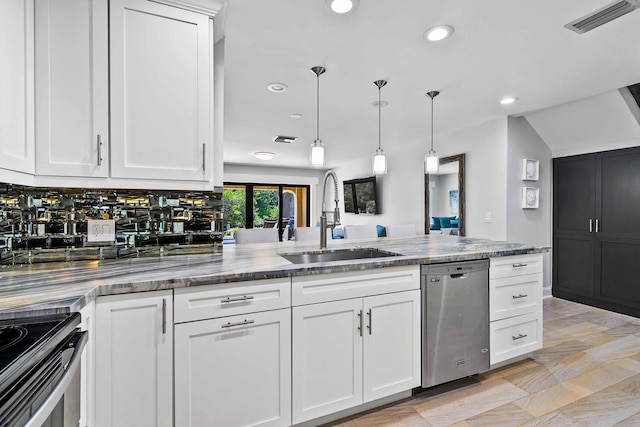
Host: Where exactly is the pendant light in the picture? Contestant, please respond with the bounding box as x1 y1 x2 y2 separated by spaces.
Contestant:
310 66 326 168
425 90 440 173
372 80 388 175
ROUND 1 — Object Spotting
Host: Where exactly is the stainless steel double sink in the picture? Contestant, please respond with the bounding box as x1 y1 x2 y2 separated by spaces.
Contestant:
280 248 399 264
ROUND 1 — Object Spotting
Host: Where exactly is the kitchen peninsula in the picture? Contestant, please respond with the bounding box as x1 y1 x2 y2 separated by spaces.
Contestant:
0 235 549 427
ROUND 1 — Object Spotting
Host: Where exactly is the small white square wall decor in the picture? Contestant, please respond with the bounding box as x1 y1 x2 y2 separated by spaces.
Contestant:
522 159 539 181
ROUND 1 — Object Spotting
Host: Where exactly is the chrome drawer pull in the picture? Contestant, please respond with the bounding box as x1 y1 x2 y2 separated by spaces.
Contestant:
512 294 528 299
221 295 254 303
512 263 528 268
367 309 372 335
221 319 255 329
357 310 363 337
512 333 528 341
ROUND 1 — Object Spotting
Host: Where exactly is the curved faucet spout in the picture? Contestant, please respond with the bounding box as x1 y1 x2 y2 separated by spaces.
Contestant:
320 171 340 249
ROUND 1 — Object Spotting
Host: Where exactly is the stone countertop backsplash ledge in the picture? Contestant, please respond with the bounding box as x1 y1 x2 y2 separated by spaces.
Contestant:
0 234 550 319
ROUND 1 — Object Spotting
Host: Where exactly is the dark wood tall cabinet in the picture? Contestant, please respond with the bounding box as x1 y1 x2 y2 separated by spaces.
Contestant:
553 146 640 317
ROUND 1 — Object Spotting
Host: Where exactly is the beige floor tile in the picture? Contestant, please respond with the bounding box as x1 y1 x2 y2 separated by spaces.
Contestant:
448 422 472 427
564 358 640 394
555 351 609 374
531 340 591 364
415 380 527 427
519 411 587 427
465 402 534 426
349 406 431 427
477 360 539 383
513 382 592 418
545 322 607 344
615 411 640 426
586 335 640 361
579 332 618 347
560 386 640 426
608 373 640 395
607 323 640 338
504 361 581 394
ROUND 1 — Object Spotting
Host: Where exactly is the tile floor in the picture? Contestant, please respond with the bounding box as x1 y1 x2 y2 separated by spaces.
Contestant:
323 298 640 426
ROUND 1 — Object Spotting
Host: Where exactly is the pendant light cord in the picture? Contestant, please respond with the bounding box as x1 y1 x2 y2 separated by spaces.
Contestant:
316 73 320 140
378 86 381 150
430 95 434 151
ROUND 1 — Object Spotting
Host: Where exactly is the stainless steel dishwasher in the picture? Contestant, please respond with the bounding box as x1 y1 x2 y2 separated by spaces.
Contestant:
421 260 490 387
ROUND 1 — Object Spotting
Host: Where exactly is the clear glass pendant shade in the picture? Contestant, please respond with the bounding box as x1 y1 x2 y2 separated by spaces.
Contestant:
425 150 439 173
373 148 387 175
311 139 325 167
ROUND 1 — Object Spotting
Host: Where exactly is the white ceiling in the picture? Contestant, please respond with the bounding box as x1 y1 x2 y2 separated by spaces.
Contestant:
221 0 640 169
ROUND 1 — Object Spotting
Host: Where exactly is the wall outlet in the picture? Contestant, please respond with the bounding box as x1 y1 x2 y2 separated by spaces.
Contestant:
484 212 492 223
87 219 115 242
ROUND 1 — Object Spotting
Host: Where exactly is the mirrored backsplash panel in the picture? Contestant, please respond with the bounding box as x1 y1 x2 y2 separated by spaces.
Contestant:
0 183 223 265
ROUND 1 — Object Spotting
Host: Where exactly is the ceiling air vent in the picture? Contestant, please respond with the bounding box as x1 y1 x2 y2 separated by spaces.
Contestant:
273 135 297 143
564 0 640 34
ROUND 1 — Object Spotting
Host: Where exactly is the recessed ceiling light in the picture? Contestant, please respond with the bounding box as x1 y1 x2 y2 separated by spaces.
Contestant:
290 113 303 119
325 0 359 14
371 100 389 108
253 151 276 160
500 96 519 105
424 25 454 42
267 83 288 93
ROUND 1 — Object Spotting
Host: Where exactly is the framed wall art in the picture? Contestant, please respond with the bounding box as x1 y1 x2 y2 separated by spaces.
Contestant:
522 159 539 181
522 187 539 209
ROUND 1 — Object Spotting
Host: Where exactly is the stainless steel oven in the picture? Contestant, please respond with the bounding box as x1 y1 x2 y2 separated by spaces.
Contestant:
0 312 87 427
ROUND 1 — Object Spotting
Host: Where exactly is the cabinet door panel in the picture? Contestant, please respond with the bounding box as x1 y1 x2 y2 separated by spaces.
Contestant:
110 0 210 181
599 239 640 307
175 309 291 427
292 299 363 424
363 290 421 402
554 155 595 235
35 0 109 177
599 149 640 237
553 236 594 297
95 291 172 427
0 0 34 174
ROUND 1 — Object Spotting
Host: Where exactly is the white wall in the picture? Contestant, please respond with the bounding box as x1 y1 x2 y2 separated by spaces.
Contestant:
506 116 553 295
331 117 509 239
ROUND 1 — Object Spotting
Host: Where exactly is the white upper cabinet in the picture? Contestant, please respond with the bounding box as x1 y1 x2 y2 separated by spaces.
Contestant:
110 0 212 182
0 0 35 175
35 0 109 177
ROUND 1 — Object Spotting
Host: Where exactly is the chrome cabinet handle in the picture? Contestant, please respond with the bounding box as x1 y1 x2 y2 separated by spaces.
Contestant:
221 295 254 303
512 333 528 341
221 319 255 329
202 143 206 171
512 294 528 299
367 309 372 335
589 219 593 233
595 219 600 233
512 263 528 268
162 298 167 334
97 134 103 166
357 310 363 337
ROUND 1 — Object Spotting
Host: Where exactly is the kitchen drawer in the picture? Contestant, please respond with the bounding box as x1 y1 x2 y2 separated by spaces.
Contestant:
490 311 542 365
489 254 543 279
292 266 420 306
174 278 291 323
490 273 542 321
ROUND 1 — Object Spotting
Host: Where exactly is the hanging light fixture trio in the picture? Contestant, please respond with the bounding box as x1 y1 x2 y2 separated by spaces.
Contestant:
425 90 440 173
372 79 388 175
310 66 327 167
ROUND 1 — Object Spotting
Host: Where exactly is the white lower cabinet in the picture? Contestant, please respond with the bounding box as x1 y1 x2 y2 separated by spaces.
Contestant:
174 308 291 427
489 254 544 366
79 301 96 427
292 289 421 424
94 290 173 427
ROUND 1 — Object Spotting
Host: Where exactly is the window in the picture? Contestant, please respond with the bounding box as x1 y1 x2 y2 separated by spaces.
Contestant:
223 183 310 241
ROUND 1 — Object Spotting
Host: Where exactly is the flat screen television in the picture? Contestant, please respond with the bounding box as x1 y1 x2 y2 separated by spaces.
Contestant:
343 176 378 215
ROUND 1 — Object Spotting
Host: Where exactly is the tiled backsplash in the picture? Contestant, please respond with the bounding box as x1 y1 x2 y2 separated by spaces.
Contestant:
0 183 222 265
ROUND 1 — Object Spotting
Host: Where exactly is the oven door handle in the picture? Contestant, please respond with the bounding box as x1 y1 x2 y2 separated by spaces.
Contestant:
25 330 88 427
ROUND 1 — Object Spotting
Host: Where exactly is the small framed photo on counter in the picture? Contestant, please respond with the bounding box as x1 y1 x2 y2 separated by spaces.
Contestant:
522 187 539 209
522 159 539 181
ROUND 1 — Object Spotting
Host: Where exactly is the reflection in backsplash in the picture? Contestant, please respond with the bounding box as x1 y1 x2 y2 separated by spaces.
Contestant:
0 183 223 265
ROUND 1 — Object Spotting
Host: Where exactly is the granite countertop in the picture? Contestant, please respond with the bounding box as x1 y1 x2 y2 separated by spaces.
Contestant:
0 235 550 319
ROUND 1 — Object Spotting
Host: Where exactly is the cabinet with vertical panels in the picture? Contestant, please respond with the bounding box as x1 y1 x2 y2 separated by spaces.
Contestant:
34 0 109 178
174 279 292 427
94 290 173 427
489 254 543 366
110 0 212 182
291 267 421 424
0 0 35 177
553 147 640 317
